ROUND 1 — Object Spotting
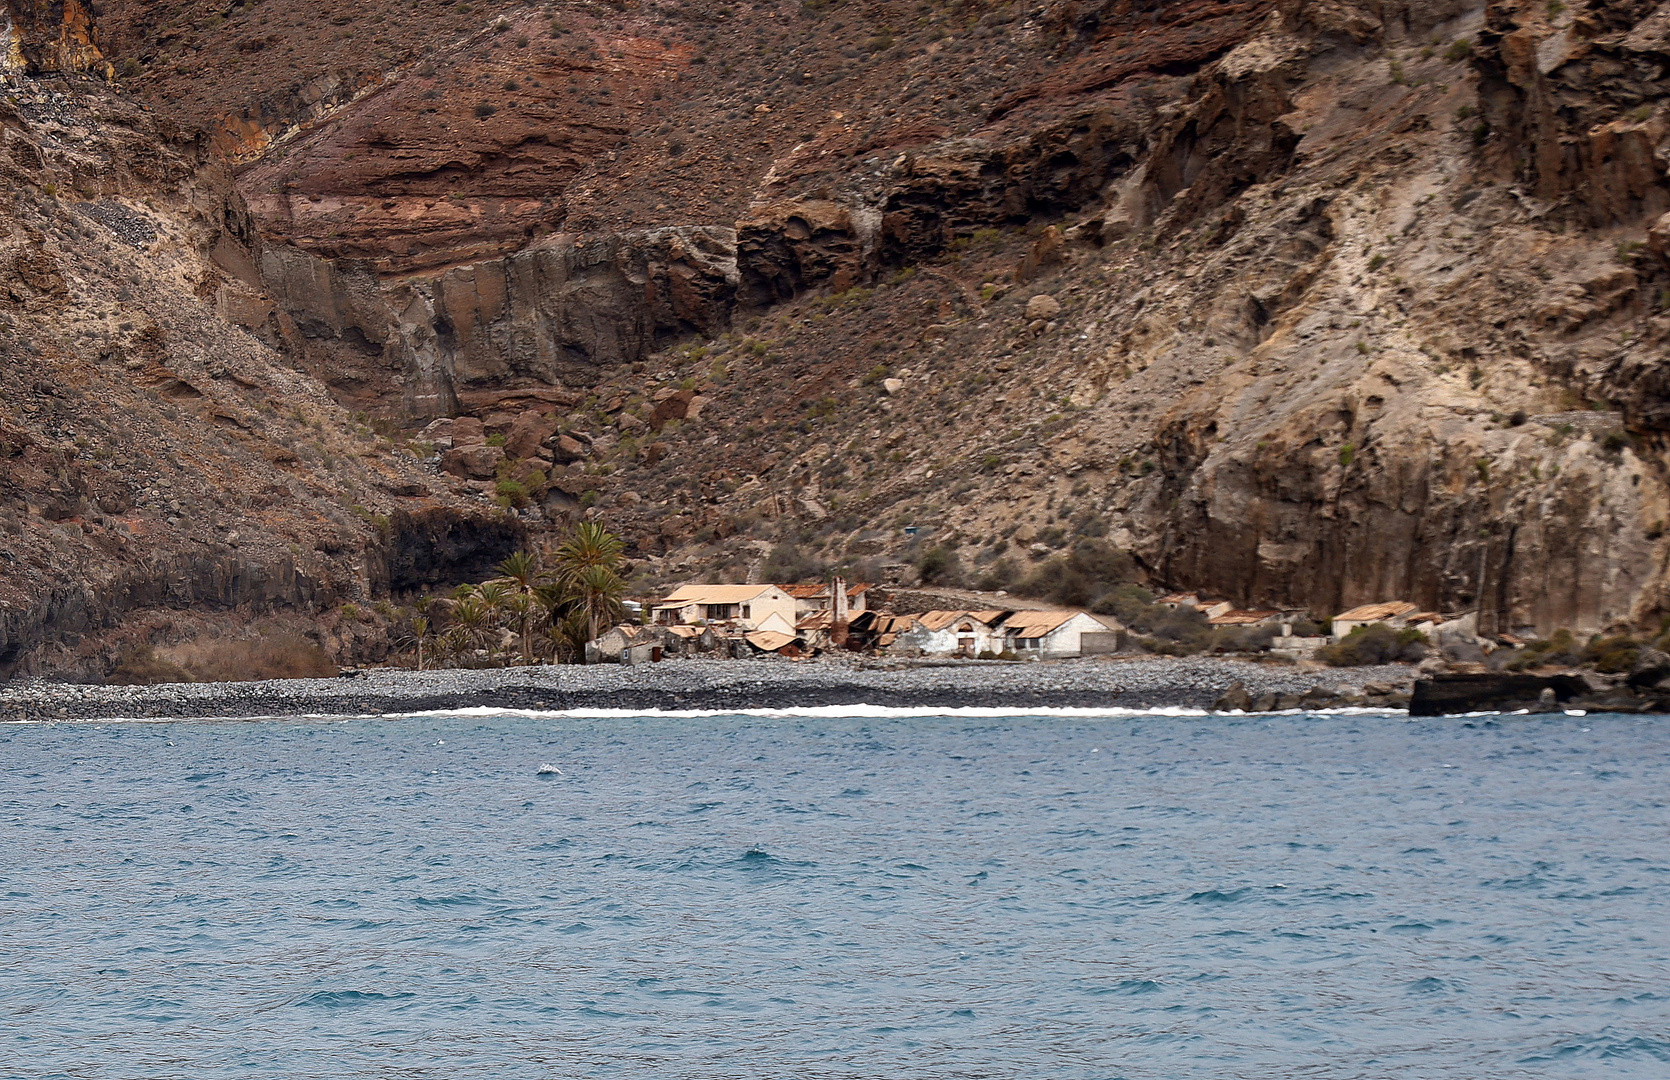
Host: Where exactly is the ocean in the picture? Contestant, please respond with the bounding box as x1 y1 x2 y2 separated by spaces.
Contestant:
2 707 1666 1078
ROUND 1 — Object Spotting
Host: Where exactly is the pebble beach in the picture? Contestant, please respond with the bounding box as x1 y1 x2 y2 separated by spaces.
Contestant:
0 655 1418 722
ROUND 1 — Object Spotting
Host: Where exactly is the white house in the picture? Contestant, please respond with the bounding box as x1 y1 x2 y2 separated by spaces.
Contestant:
998 609 1124 658
653 584 798 634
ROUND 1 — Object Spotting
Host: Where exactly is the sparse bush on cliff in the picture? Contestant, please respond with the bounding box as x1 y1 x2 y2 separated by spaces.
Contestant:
1505 629 1582 670
1580 634 1642 673
917 545 962 586
1014 540 1134 609
764 541 825 583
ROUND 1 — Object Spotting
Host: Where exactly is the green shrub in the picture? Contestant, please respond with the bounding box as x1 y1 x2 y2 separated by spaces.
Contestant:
1506 628 1581 670
1581 634 1641 673
1014 539 1135 608
1319 623 1427 666
917 545 962 586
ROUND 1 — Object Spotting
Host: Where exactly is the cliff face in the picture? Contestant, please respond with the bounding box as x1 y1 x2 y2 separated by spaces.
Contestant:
2 1 106 76
34 0 1670 663
0 47 517 676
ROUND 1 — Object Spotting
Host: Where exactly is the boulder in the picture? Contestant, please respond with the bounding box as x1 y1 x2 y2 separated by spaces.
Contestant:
1024 293 1062 320
1016 225 1066 282
881 377 904 394
653 388 697 425
440 444 502 479
618 411 647 434
547 433 588 465
1214 680 1253 712
504 411 557 459
450 416 486 446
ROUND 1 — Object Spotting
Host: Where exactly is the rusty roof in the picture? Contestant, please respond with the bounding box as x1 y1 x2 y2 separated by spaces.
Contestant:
780 581 873 599
745 630 797 652
999 609 1081 636
915 610 1001 631
1207 609 1281 626
796 611 835 631
1334 601 1418 622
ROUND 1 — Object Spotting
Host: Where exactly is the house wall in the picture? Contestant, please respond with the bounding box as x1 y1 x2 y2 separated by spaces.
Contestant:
747 588 798 632
892 617 1000 656
1010 613 1118 658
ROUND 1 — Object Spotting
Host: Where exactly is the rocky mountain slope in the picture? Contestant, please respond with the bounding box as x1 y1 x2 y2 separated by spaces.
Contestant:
9 0 1670 676
0 0 519 677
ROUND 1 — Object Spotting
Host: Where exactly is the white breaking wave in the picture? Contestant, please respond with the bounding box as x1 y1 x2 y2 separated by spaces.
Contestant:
390 704 1409 721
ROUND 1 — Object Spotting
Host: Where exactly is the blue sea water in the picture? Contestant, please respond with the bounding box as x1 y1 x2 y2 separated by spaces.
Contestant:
2 707 1668 1079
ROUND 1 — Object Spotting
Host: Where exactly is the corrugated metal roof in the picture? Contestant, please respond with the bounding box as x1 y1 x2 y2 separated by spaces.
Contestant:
1207 609 1281 626
1334 601 1417 621
796 611 835 631
659 584 778 605
915 607 988 634
781 583 828 599
746 631 796 652
1000 609 1081 636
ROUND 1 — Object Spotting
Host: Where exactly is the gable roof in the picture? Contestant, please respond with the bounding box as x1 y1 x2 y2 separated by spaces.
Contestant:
915 609 1003 631
1334 601 1417 622
658 584 779 605
1208 609 1282 626
1000 609 1081 636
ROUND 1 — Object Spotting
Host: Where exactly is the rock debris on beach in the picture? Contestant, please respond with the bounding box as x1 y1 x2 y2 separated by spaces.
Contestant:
0 657 1416 722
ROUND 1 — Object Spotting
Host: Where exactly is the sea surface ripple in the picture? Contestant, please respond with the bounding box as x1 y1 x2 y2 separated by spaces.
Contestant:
2 709 1667 1078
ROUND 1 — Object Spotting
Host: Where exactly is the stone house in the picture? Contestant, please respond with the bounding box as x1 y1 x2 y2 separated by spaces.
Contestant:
890 610 1008 657
653 584 798 634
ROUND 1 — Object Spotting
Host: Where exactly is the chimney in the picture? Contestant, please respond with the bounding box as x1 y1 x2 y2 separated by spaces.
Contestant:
831 574 850 645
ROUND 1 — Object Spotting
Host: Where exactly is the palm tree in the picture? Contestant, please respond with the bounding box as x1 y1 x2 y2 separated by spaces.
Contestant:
544 523 629 649
546 608 592 664
408 614 431 671
448 593 495 665
492 550 548 665
572 562 627 643
552 522 625 587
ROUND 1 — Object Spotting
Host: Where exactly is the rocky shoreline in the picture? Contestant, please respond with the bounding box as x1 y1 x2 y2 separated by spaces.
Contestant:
0 656 1419 723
